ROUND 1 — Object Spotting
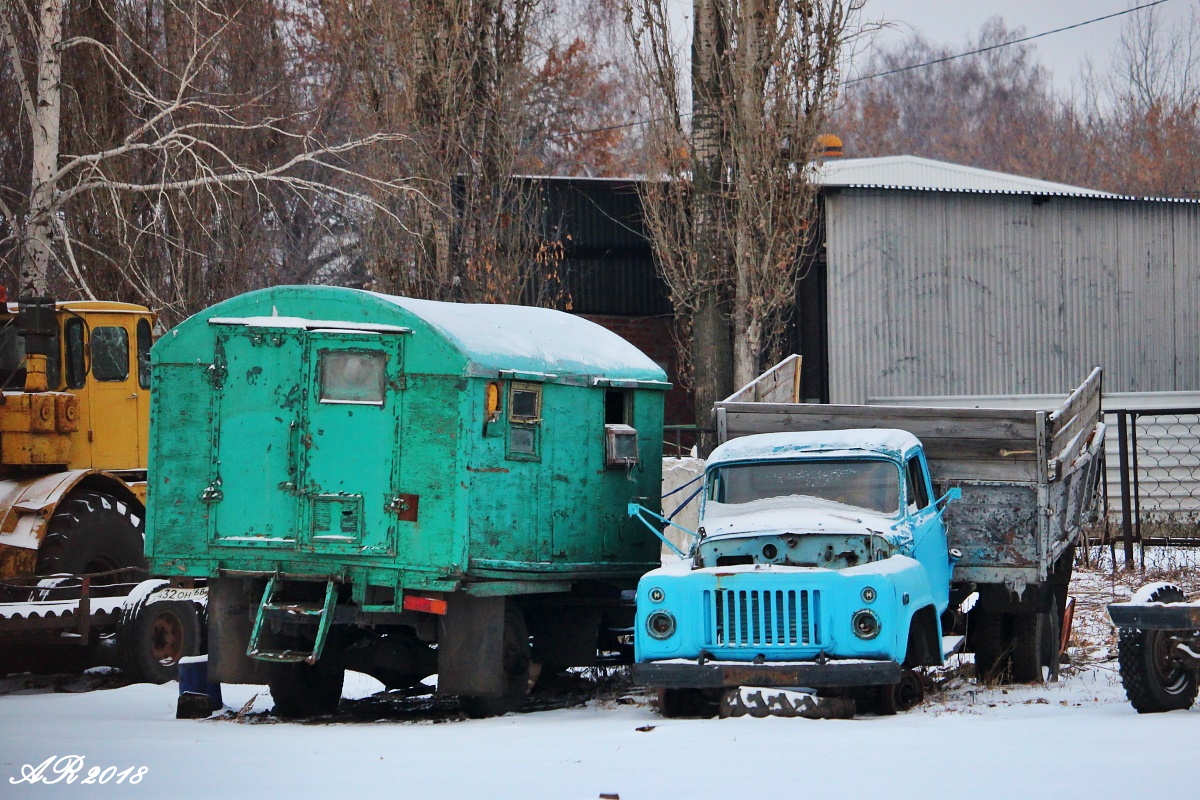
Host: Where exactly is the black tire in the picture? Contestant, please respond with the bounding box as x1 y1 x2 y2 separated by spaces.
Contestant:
460 605 532 718
1012 596 1060 683
881 669 925 714
969 609 1010 681
35 490 146 578
1117 585 1199 714
657 687 721 718
117 595 203 684
269 662 346 718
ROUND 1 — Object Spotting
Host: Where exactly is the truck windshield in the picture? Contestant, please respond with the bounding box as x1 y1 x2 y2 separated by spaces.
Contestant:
707 459 901 515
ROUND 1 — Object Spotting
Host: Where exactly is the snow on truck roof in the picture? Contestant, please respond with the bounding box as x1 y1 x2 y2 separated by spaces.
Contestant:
708 429 922 467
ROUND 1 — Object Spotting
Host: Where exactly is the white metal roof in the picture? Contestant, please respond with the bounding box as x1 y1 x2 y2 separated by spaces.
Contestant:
709 429 921 467
813 155 1116 197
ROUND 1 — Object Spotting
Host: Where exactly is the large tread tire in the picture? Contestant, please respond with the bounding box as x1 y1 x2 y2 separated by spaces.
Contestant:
269 662 346 718
460 605 532 718
35 490 146 578
1117 585 1199 714
1012 596 1061 683
117 596 203 684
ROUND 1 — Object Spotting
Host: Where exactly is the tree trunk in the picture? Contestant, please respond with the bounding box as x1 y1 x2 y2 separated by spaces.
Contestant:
22 0 65 297
692 0 734 452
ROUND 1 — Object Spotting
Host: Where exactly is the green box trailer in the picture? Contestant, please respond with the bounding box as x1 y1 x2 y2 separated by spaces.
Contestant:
146 286 668 715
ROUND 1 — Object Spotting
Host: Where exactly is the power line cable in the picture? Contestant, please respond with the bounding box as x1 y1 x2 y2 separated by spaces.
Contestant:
547 0 1175 141
845 0 1175 85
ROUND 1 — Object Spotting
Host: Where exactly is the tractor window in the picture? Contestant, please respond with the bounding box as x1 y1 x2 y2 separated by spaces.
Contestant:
91 326 129 382
319 350 386 404
65 318 86 389
136 319 152 389
0 322 23 389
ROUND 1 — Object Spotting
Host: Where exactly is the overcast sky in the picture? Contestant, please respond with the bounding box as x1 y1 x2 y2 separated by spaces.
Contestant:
855 0 1194 93
665 0 1195 95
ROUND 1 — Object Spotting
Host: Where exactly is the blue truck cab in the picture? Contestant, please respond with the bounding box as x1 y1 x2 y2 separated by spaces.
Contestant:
633 429 959 713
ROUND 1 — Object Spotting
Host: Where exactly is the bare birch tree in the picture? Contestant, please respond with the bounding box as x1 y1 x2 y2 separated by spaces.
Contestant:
628 0 862 423
0 0 413 321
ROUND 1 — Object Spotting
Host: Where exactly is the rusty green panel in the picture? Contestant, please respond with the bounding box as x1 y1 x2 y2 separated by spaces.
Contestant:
146 286 667 595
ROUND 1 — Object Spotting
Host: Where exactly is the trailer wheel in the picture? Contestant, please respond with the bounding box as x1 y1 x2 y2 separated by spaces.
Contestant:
1118 586 1199 713
269 662 346 718
35 490 146 578
1012 597 1060 683
460 605 531 718
117 597 203 684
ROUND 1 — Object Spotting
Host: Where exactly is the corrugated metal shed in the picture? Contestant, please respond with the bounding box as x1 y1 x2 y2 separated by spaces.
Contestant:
813 155 1117 197
825 189 1200 403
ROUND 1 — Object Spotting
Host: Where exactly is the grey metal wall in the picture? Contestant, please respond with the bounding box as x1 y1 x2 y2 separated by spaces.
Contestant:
824 189 1200 403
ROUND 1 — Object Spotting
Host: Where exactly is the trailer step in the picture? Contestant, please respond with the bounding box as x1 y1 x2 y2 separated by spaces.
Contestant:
246 577 338 665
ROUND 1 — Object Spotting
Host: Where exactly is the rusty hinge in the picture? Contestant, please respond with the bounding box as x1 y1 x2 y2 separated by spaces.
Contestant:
385 493 419 522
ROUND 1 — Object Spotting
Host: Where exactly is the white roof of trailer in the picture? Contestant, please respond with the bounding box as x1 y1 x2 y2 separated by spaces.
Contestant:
370 292 668 382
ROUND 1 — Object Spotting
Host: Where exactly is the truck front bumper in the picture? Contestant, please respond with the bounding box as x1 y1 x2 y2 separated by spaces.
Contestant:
1108 602 1200 631
633 658 901 689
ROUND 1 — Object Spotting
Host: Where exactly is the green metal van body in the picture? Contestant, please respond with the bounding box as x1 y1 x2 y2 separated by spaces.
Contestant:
146 286 667 598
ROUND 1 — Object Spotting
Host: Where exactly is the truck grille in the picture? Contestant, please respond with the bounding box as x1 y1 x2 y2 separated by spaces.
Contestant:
703 588 820 648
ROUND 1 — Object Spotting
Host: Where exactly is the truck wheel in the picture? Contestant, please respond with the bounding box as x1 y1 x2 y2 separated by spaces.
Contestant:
1012 597 1060 683
460 605 532 718
1118 586 1199 713
881 669 925 714
35 490 146 578
269 662 346 718
117 597 203 684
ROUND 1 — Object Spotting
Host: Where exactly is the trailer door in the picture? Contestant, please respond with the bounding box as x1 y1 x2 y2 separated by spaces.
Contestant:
210 327 308 546
300 331 404 556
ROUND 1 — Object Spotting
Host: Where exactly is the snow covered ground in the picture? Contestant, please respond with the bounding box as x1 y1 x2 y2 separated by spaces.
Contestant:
3 557 1198 800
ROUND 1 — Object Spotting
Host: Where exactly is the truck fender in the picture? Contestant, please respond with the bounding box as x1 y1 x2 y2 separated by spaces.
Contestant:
0 469 145 578
902 605 943 667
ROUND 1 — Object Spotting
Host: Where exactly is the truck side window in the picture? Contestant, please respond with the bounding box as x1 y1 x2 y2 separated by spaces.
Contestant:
91 326 129 382
905 456 930 511
65 318 86 389
136 319 152 389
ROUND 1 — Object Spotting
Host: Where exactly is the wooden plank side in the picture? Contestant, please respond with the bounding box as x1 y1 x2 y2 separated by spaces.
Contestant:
719 405 1039 441
1048 394 1101 459
1047 367 1103 434
724 354 802 404
918 437 1038 461
926 458 1040 484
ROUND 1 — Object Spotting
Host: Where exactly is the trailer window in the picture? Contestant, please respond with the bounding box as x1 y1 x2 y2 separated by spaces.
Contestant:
319 351 386 405
91 326 129 382
509 383 541 422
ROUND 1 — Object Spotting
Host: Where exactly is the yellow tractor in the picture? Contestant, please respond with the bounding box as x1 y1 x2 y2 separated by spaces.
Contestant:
0 296 202 682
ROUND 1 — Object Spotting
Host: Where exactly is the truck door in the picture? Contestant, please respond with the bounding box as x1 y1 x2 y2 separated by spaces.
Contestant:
87 318 141 469
210 327 307 545
299 331 404 556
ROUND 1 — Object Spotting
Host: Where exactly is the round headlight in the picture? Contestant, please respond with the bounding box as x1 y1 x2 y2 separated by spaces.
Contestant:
648 587 666 603
852 609 881 640
861 586 877 604
646 611 676 640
